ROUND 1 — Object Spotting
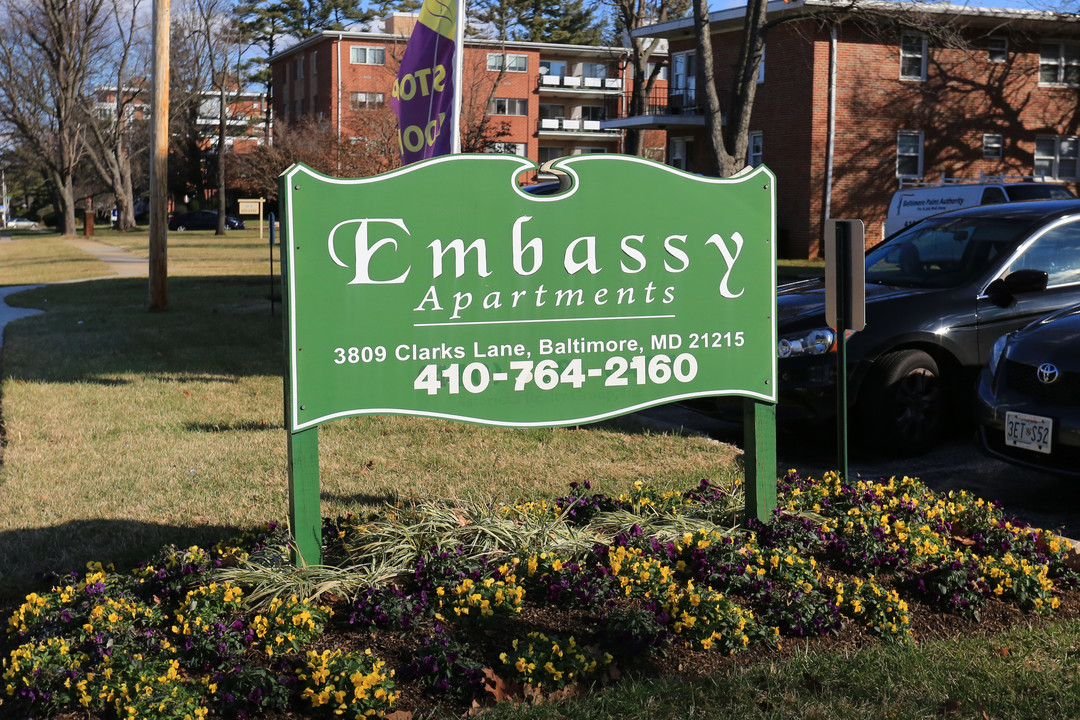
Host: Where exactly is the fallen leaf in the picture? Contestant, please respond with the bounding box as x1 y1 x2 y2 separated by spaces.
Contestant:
385 712 412 720
995 647 1010 658
480 667 521 704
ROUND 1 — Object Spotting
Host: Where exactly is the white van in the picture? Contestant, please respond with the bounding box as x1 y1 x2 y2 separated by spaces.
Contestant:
883 175 1075 237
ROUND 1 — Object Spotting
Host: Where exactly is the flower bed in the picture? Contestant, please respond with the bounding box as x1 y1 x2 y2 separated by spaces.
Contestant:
3 472 1078 719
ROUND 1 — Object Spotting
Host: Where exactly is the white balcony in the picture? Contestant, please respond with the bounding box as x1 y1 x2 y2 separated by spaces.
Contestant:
562 76 581 87
582 120 601 131
604 78 622 90
540 118 561 130
540 75 560 86
561 119 581 130
583 77 602 88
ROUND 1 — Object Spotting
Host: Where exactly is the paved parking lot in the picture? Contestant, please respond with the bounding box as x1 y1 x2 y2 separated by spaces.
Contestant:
635 403 1080 540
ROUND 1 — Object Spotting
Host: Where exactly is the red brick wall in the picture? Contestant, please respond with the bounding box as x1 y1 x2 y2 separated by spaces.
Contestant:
669 17 1080 259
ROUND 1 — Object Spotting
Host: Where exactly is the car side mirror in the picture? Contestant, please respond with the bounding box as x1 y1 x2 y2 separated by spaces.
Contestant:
985 269 1049 308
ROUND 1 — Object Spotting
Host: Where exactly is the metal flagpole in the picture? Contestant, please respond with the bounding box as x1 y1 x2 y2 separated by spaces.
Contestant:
452 0 464 153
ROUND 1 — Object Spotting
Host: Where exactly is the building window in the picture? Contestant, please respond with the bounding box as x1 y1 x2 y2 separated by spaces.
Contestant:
350 92 385 109
748 131 763 167
983 133 1003 159
1039 42 1080 85
582 62 608 79
296 57 304 79
1035 136 1079 179
540 60 567 77
488 53 528 72
312 50 318 74
896 130 923 178
900 33 927 81
575 147 605 154
988 36 1008 63
489 97 527 115
757 45 765 84
581 105 606 122
538 146 565 163
672 51 697 101
350 46 386 65
670 137 693 172
486 142 526 156
539 103 565 119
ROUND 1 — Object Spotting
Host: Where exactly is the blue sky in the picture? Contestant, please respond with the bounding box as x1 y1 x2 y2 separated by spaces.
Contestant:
709 0 1060 11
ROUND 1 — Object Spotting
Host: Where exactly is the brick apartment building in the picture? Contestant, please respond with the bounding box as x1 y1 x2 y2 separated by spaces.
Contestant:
615 0 1080 258
268 15 667 177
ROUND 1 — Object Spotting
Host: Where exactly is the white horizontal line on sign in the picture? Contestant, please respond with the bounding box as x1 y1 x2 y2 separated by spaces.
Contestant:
414 314 678 328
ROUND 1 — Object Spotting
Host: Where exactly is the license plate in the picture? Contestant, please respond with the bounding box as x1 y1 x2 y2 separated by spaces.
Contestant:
1005 412 1053 454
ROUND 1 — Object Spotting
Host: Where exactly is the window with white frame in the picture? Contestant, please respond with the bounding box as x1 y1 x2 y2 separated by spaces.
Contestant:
350 46 386 65
672 51 697 100
983 133 1003 159
643 61 667 80
900 33 927 81
670 137 693 172
988 36 1008 63
488 97 527 115
1039 42 1080 85
748 131 763 167
488 53 528 72
896 130 923 178
349 92 385 109
486 142 527 156
1035 135 1079 179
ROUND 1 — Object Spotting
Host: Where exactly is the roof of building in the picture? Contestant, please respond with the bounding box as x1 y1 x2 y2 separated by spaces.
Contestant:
268 27 644 65
633 0 1080 41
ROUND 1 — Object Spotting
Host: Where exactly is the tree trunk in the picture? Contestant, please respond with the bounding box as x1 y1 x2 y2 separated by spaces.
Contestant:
216 83 227 235
693 0 768 177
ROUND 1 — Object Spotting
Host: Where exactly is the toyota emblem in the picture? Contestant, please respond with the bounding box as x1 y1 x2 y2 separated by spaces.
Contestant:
1037 363 1060 384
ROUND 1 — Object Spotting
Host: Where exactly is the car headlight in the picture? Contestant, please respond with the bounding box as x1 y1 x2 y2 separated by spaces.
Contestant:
777 328 837 358
988 333 1009 377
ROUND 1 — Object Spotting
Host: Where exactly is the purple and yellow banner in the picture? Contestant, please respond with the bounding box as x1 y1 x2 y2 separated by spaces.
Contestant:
391 0 457 163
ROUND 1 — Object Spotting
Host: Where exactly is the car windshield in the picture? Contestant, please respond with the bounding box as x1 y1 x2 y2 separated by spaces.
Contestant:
865 216 1031 288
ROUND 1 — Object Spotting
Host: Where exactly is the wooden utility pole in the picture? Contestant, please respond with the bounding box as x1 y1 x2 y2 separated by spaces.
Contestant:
149 0 170 311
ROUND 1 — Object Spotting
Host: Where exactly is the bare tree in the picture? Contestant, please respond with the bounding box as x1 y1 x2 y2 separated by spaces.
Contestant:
82 0 150 231
692 0 974 177
0 0 107 234
192 0 243 235
607 0 690 156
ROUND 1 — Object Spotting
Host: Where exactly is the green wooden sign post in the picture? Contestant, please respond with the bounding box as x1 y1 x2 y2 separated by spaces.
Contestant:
280 155 778 566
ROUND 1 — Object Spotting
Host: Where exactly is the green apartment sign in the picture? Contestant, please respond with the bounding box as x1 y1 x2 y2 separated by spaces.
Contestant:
281 155 778 564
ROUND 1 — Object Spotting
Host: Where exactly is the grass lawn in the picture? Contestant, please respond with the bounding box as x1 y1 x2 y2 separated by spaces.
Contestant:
1 233 1076 720
0 231 732 596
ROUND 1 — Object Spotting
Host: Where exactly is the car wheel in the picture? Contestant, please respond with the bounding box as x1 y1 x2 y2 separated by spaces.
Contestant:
175 225 186 231
857 349 945 457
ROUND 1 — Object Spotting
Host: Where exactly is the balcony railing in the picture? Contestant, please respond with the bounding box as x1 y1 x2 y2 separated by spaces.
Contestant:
623 87 701 117
538 74 623 91
538 117 615 133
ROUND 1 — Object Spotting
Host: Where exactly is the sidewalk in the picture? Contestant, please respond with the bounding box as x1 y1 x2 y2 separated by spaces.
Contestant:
0 237 147 348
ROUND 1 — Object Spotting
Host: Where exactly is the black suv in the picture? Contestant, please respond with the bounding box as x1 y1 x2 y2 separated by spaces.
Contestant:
776 199 1080 456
